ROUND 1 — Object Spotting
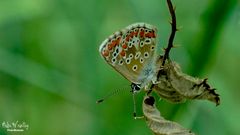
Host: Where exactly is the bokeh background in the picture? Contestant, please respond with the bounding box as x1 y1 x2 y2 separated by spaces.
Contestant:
0 0 239 134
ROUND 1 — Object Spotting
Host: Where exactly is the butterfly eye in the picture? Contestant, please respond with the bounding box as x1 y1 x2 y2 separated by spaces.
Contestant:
131 83 141 91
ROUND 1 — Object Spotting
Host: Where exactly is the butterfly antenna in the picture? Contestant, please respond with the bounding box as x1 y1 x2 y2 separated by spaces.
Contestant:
96 86 129 104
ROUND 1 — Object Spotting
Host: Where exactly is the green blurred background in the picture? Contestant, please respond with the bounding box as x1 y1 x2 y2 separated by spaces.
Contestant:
0 0 239 134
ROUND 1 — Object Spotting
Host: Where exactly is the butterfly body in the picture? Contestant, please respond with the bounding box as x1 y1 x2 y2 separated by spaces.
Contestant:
99 23 159 88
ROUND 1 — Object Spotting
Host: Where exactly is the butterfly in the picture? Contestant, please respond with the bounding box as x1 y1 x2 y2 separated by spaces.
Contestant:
99 23 160 93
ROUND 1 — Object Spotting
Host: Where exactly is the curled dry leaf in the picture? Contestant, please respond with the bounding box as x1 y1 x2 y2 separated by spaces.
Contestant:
143 95 195 135
153 59 220 106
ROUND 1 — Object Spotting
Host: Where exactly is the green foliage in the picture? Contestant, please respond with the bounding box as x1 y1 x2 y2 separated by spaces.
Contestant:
0 0 239 135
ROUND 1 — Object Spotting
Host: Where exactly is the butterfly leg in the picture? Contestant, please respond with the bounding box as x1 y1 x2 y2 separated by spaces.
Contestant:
131 83 144 119
132 92 145 119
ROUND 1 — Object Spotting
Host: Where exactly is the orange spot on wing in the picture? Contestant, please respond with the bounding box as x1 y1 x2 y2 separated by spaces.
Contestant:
102 50 109 57
120 50 126 56
145 33 151 38
130 32 134 37
116 37 121 45
145 31 156 38
108 44 113 50
126 35 130 41
134 30 139 36
152 32 156 38
122 44 127 49
111 40 117 47
140 30 145 38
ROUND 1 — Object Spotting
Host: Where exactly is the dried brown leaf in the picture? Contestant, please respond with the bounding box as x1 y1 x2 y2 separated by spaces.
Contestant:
143 96 195 135
154 60 220 105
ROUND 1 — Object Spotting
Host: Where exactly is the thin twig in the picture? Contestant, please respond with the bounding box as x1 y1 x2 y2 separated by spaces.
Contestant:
162 0 177 66
148 0 177 95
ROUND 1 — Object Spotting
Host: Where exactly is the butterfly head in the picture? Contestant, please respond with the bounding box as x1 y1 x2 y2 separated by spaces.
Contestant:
130 83 141 93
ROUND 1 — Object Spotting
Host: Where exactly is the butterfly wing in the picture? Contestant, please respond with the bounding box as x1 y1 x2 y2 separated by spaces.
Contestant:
99 23 158 85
